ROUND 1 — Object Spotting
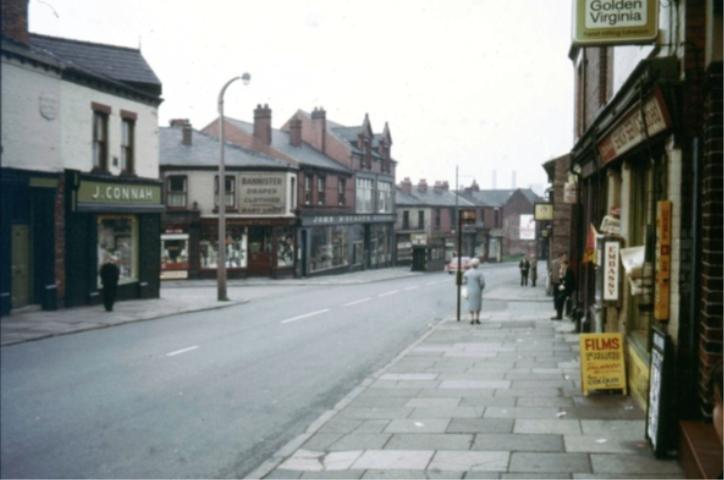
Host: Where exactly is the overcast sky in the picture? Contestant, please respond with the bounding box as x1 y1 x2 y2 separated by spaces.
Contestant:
30 0 574 193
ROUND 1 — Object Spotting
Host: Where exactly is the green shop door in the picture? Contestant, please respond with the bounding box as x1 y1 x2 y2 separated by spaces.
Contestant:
11 224 32 308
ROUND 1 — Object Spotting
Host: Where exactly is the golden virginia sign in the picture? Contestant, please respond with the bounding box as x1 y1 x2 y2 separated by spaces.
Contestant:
573 0 659 45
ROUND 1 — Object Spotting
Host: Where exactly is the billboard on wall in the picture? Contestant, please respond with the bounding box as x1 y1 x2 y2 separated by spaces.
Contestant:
519 214 536 240
573 0 659 45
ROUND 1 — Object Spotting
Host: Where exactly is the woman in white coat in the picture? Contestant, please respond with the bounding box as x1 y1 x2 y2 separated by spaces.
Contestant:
463 258 486 324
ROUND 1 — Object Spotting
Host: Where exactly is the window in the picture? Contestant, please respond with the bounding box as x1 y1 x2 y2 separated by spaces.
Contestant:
377 181 392 213
120 113 136 174
310 226 349 272
97 215 137 285
355 178 374 213
494 208 501 227
166 175 187 208
418 211 425 229
402 210 410 229
338 178 346 206
92 110 109 171
290 177 296 210
214 175 236 209
200 227 247 269
434 208 441 230
304 174 313 205
317 176 326 205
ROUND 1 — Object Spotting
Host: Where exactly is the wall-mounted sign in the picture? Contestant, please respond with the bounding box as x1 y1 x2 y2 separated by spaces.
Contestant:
534 203 554 221
598 90 671 164
654 200 671 320
238 173 287 216
573 0 659 45
76 179 162 211
564 175 578 204
579 333 628 395
460 209 477 224
410 233 427 246
603 240 621 302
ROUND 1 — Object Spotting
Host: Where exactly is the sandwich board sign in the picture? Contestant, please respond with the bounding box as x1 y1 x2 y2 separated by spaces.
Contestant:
579 333 627 395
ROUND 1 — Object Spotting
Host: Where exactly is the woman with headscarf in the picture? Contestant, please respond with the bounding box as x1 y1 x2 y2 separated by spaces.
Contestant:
463 258 486 324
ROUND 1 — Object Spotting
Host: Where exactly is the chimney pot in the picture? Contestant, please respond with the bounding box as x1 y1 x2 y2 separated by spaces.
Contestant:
417 179 428 193
399 177 412 195
1 0 29 44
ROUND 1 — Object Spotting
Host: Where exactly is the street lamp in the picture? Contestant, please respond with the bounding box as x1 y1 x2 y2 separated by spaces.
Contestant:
217 72 251 301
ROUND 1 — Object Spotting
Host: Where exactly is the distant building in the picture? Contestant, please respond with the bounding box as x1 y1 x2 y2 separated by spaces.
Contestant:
1 0 163 314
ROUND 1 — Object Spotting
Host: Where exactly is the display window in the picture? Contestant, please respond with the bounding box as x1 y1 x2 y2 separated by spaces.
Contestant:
161 233 189 279
97 215 138 286
370 224 391 266
310 226 349 273
275 227 295 268
200 226 247 269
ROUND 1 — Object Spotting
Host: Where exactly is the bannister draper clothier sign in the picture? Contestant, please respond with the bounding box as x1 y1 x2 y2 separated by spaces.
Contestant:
238 173 287 216
574 0 659 45
76 179 162 211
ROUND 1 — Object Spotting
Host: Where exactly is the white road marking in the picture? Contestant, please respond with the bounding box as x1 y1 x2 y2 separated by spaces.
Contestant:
166 346 199 357
344 297 371 306
378 290 399 297
281 309 330 324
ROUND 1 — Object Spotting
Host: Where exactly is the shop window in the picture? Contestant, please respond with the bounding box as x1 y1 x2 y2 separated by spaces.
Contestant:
161 234 189 279
418 211 425 229
121 116 135 174
214 175 236 209
338 178 346 206
402 210 410 229
317 176 326 205
199 227 247 269
377 181 392 213
304 174 313 205
92 109 109 171
310 226 349 272
356 178 374 213
370 224 391 266
97 215 137 286
166 175 187 208
275 228 295 268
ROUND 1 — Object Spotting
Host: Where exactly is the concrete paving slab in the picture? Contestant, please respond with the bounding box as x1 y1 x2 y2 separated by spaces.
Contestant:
354 420 392 434
516 397 575 408
380 373 438 381
317 418 364 434
508 452 592 473
502 474 572 479
514 419 582 435
357 388 422 398
350 450 434 470
266 469 303 479
300 471 364 479
302 433 344 450
329 433 391 450
579 420 646 439
338 407 413 419
589 453 683 475
447 418 514 434
440 380 511 389
349 396 412 408
409 407 484 419
563 435 650 454
360 469 464 479
384 419 450 433
428 451 509 472
385 433 473 450
483 406 561 419
472 433 564 452
494 387 562 397
405 398 461 409
460 396 517 408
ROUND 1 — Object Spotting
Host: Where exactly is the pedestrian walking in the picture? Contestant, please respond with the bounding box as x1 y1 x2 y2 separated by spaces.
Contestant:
552 259 575 320
463 258 486 324
99 255 120 312
530 256 538 287
519 257 530 286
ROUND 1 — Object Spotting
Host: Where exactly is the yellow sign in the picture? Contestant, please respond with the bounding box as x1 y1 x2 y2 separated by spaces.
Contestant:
579 333 627 395
573 0 659 45
655 200 671 320
534 203 554 221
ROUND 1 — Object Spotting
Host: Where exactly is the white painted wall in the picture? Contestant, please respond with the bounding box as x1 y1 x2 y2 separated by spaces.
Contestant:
1 58 63 172
60 82 159 178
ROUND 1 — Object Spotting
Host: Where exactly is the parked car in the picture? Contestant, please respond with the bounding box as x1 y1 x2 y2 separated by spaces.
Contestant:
446 256 472 274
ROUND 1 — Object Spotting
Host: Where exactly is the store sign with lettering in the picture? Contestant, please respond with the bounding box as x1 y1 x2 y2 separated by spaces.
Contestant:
77 180 161 205
598 91 671 164
573 0 658 45
654 200 671 320
603 241 620 302
579 333 628 395
238 173 286 216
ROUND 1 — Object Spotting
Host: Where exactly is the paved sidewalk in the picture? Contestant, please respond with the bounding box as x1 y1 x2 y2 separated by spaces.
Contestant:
250 289 683 479
0 267 423 347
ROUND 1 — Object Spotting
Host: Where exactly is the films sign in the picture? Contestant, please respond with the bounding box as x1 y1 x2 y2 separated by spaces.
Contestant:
238 173 287 216
579 333 628 395
573 0 659 45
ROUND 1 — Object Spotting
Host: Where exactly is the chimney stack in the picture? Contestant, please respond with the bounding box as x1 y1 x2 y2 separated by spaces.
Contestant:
1 0 29 45
169 119 192 145
253 104 272 146
311 107 327 153
289 116 302 147
417 179 428 193
441 181 449 191
399 177 412 194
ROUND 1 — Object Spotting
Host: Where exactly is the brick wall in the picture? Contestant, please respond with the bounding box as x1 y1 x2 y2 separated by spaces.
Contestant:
551 155 573 262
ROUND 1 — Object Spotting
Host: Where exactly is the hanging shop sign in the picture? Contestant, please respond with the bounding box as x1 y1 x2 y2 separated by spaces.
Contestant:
654 200 671 320
238 173 287 216
563 174 578 204
598 90 671 165
603 240 621 302
573 0 659 45
579 333 628 395
76 179 163 211
534 203 554 221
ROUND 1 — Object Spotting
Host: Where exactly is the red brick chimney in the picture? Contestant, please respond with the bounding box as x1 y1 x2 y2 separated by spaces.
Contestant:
2 0 29 44
399 177 412 194
289 116 302 147
311 107 326 153
253 104 272 146
417 179 428 193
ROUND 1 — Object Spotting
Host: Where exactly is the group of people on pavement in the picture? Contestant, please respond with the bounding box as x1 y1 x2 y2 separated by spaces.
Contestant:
518 255 538 287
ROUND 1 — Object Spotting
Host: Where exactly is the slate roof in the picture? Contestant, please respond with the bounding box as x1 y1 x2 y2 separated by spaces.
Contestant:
395 187 473 208
395 188 421 206
160 127 295 170
225 118 352 174
462 188 541 207
28 33 161 96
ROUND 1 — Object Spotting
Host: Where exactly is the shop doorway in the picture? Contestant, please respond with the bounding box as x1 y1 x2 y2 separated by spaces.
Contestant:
11 224 32 308
248 226 271 275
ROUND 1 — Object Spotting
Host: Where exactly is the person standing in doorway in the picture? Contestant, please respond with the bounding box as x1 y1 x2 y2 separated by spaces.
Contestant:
553 259 575 320
463 258 486 324
99 255 120 312
519 257 530 286
530 256 538 287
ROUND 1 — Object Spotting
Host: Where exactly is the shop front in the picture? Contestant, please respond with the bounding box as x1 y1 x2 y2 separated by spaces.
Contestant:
298 214 394 276
65 172 164 307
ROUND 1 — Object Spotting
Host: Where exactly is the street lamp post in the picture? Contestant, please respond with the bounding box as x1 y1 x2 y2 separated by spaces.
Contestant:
217 73 250 301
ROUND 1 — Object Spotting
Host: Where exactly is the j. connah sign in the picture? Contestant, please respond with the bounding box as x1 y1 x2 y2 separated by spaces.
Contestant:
573 0 659 45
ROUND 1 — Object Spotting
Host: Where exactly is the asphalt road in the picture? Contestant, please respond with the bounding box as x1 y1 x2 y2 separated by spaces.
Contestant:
1 268 493 478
